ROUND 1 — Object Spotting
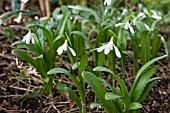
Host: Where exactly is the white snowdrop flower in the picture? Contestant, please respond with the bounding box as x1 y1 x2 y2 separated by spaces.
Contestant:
14 12 22 23
97 37 121 58
21 0 29 3
57 40 76 56
104 0 112 6
115 21 134 34
22 30 34 44
151 15 162 20
150 10 162 20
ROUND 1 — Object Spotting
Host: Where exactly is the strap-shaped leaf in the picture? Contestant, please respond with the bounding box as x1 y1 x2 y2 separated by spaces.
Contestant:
82 71 115 113
12 50 37 68
105 92 122 101
71 31 93 49
130 55 168 96
56 12 70 35
138 78 159 103
130 66 157 102
90 102 101 109
93 66 130 108
64 87 82 111
127 102 142 110
47 68 85 103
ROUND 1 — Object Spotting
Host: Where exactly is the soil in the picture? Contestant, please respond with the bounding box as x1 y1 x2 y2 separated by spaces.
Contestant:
0 5 170 113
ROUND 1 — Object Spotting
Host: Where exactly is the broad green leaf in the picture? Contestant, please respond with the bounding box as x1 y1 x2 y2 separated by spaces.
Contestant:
130 55 168 96
90 102 101 109
43 76 49 83
97 77 114 92
72 62 80 70
67 5 101 23
93 66 130 107
105 92 122 100
139 78 159 103
12 50 37 68
151 31 161 58
130 66 157 102
82 71 114 113
47 68 85 103
135 21 149 33
127 102 142 110
140 31 150 65
71 31 93 49
56 12 70 35
82 71 107 103
64 87 82 111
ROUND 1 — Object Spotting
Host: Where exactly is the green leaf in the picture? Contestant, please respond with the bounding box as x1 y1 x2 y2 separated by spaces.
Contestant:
56 12 70 35
90 102 101 109
135 21 149 33
139 78 159 103
127 102 142 110
140 31 150 65
64 87 82 111
105 92 122 100
93 66 130 107
82 71 115 113
130 55 168 97
47 68 85 103
71 31 93 49
72 62 80 70
12 50 37 68
82 71 107 103
43 76 49 83
152 34 161 58
130 66 157 102
68 5 101 23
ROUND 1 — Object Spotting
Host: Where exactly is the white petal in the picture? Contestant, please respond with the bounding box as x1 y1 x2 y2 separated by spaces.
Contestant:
57 46 64 55
21 0 29 3
136 12 145 18
151 15 162 20
97 45 106 52
124 21 129 30
144 23 150 30
129 25 135 34
104 41 113 55
57 43 65 55
31 35 35 44
22 32 32 44
14 14 22 23
115 23 124 27
113 45 121 58
63 42 68 51
68 47 76 56
104 0 112 6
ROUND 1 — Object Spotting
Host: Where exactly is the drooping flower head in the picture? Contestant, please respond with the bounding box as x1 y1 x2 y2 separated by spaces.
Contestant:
21 0 29 3
57 39 76 56
97 37 121 58
104 0 112 6
115 20 135 34
22 29 34 44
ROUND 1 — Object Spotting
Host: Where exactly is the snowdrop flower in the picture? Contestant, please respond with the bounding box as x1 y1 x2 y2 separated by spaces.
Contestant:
97 37 121 58
21 0 29 3
22 30 34 44
57 40 76 56
150 10 162 20
14 12 22 23
104 0 112 6
115 21 135 34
